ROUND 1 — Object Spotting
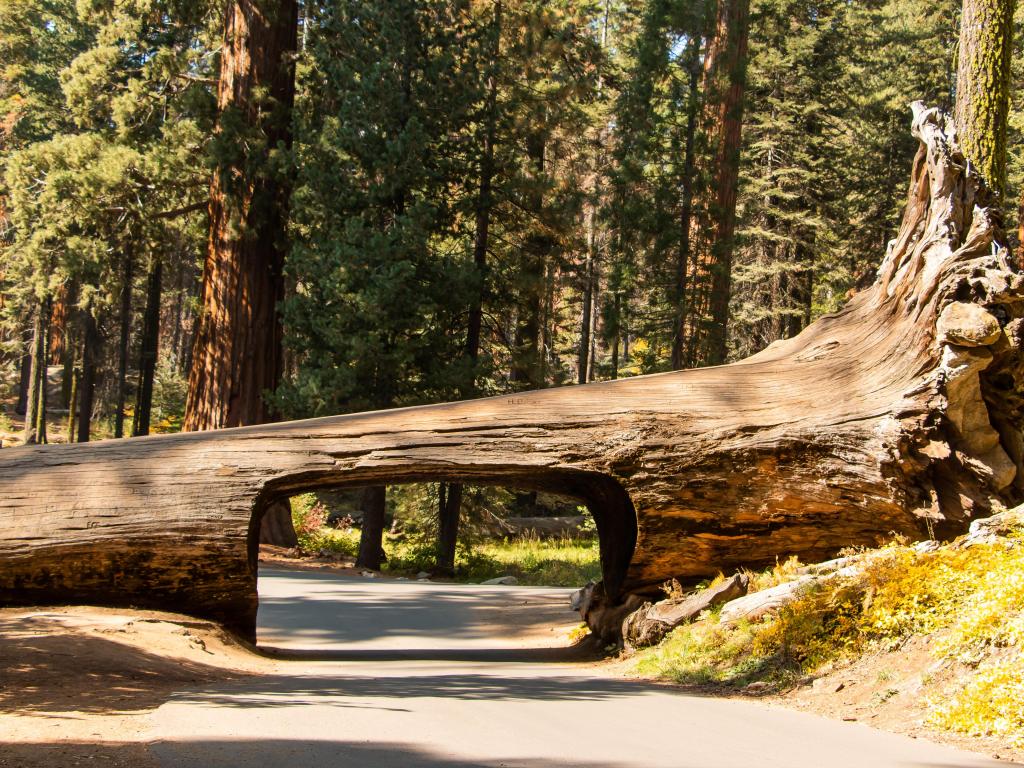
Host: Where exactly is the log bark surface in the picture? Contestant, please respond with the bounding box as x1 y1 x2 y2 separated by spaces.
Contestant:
2 106 1023 640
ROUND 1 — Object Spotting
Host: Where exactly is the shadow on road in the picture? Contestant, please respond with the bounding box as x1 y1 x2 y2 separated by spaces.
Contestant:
169 670 675 708
257 641 604 663
255 567 579 651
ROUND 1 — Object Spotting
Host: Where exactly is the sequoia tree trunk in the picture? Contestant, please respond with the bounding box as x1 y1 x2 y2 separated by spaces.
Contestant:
954 0 1014 198
689 0 750 366
3 106 1024 643
183 0 298 431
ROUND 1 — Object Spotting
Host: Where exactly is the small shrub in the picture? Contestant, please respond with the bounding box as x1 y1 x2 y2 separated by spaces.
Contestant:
289 495 360 556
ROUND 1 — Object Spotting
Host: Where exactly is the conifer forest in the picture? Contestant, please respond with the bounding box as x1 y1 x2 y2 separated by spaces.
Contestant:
1 0 1021 437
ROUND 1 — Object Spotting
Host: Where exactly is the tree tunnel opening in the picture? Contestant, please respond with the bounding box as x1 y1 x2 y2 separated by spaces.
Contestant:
247 467 637 651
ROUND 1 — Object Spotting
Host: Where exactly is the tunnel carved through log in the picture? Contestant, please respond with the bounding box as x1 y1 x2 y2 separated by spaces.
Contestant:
2 104 1023 640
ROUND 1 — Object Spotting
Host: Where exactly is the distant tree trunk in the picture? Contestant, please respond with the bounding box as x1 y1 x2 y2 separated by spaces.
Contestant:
133 257 162 437
184 0 298 431
356 485 387 570
465 0 501 384
259 499 298 547
15 351 30 416
171 282 184 366
449 1 503 569
610 291 621 379
511 125 549 389
693 0 751 365
67 366 79 443
671 34 703 370
954 0 1014 198
579 212 596 384
47 283 71 366
77 310 100 444
59 282 79 409
1019 191 1024 263
436 481 463 574
23 305 46 445
114 251 133 439
36 296 52 445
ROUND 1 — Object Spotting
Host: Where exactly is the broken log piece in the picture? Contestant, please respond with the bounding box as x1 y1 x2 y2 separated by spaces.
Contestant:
1 104 1023 641
622 573 750 650
718 577 818 625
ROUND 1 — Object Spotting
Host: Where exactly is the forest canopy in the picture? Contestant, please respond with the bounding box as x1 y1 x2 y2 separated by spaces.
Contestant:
1 0 1023 440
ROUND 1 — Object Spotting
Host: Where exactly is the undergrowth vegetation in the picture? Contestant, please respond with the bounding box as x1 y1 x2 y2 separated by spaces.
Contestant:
634 528 1024 746
382 535 600 586
287 491 601 587
291 494 360 557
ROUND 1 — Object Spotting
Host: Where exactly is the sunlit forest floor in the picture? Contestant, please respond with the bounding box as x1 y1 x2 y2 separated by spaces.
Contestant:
623 521 1024 762
269 523 601 588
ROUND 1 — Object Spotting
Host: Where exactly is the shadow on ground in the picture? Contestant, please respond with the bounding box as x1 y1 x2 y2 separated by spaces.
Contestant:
0 615 241 715
255 567 577 648
167 669 673 709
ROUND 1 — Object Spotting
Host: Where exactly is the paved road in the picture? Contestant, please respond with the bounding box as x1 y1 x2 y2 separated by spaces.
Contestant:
148 569 1008 768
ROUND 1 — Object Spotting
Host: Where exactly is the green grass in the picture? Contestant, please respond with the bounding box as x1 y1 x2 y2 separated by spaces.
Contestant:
458 536 602 586
289 490 601 587
382 534 601 587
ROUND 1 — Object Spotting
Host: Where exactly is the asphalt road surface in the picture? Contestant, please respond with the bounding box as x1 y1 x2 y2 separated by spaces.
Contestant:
148 568 1008 768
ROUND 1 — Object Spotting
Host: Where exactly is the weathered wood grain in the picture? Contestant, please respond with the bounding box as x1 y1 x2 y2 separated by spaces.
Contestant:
1 105 1022 640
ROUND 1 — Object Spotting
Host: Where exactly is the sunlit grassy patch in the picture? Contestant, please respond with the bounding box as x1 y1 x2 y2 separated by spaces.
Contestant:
463 536 602 586
383 534 601 587
632 526 1024 743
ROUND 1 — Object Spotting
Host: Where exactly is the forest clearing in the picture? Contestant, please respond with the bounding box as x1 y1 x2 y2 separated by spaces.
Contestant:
2 0 1024 764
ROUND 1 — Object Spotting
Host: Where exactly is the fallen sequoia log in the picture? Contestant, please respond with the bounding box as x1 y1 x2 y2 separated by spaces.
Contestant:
2 104 1024 641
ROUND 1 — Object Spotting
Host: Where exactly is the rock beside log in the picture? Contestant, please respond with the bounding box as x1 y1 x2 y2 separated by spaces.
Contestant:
957 503 1024 547
621 573 750 650
481 575 518 585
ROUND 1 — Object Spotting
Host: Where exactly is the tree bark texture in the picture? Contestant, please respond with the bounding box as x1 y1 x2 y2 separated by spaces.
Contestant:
35 297 51 445
15 351 30 416
258 499 297 547
22 306 44 445
114 251 133 439
686 0 750 366
2 107 1023 640
76 310 100 444
954 0 1014 197
436 481 463 573
355 486 387 570
133 258 163 437
183 0 298 431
